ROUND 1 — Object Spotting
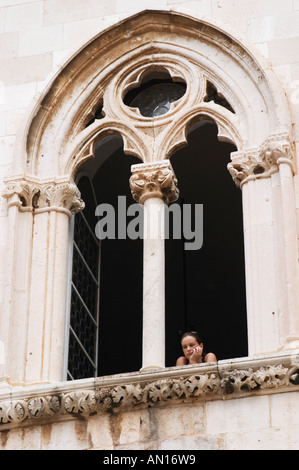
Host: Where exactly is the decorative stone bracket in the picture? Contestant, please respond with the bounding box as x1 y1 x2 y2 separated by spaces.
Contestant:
1 355 299 430
227 135 295 188
2 176 84 217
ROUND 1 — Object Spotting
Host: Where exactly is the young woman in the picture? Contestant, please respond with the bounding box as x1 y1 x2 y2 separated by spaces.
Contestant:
176 331 217 366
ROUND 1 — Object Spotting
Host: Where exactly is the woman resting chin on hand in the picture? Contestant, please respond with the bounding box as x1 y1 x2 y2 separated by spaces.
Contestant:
176 331 217 366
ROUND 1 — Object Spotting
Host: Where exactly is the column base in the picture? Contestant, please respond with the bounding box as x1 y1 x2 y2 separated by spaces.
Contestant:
140 365 165 372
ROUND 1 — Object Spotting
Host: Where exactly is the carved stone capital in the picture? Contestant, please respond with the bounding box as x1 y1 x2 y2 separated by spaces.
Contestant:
129 160 179 204
37 181 85 215
2 180 40 209
228 136 295 188
2 177 85 217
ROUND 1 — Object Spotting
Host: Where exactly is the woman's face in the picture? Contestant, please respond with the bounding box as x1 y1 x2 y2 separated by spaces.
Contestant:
181 335 203 360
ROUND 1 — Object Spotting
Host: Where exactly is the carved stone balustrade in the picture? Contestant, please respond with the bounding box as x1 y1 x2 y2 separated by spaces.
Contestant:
0 354 299 430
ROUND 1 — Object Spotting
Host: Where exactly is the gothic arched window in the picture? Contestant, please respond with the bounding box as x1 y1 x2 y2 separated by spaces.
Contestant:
3 11 296 387
66 108 248 380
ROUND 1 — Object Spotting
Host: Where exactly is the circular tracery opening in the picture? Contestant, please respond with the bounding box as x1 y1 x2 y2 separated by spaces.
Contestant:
129 81 186 118
124 70 186 118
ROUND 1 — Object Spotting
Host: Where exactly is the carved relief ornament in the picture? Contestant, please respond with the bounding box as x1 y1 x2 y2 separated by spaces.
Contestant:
129 160 179 205
228 136 295 188
2 177 84 217
0 360 299 428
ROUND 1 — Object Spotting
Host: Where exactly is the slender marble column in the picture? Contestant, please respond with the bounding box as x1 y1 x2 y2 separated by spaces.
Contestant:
1 177 84 385
130 160 179 370
228 137 299 354
278 159 299 349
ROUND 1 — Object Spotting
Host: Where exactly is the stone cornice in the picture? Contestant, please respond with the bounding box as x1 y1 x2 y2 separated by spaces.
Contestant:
129 160 179 204
1 353 298 430
2 175 85 217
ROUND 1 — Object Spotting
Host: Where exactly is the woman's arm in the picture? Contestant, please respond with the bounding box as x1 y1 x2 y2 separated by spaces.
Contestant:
204 352 217 363
176 356 188 366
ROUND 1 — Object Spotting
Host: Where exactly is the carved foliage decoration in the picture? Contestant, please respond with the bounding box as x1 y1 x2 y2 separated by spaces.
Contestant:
220 365 289 394
129 160 179 204
1 362 298 428
227 135 295 187
2 177 85 217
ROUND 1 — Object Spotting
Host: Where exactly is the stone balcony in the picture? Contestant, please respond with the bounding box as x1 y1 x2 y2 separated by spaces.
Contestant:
1 351 299 431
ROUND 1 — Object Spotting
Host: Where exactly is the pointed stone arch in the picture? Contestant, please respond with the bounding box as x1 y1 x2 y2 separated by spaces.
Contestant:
12 9 293 177
2 9 298 386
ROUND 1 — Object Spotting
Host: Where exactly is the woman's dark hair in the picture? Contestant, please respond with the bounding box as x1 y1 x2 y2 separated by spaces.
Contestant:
180 331 203 344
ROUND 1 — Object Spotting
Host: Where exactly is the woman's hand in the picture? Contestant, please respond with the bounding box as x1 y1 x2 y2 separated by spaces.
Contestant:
189 345 203 364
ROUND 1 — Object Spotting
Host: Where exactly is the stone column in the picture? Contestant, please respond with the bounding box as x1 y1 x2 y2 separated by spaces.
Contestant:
130 160 179 370
1 177 84 385
277 156 299 350
228 136 299 355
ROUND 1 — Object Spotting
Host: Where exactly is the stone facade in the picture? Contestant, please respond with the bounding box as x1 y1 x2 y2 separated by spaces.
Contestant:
0 0 299 450
1 353 299 450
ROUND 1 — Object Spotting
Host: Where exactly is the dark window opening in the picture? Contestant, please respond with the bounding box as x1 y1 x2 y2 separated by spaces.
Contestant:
67 122 248 380
92 148 143 376
85 100 105 128
67 137 142 380
165 122 247 365
67 176 100 380
124 69 186 118
204 81 235 114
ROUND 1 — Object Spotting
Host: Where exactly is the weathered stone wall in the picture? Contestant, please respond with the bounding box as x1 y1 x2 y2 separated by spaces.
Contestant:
0 355 299 450
1 390 299 450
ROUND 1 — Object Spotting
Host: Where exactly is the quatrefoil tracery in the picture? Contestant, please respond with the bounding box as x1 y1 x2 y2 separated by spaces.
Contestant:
79 58 240 166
